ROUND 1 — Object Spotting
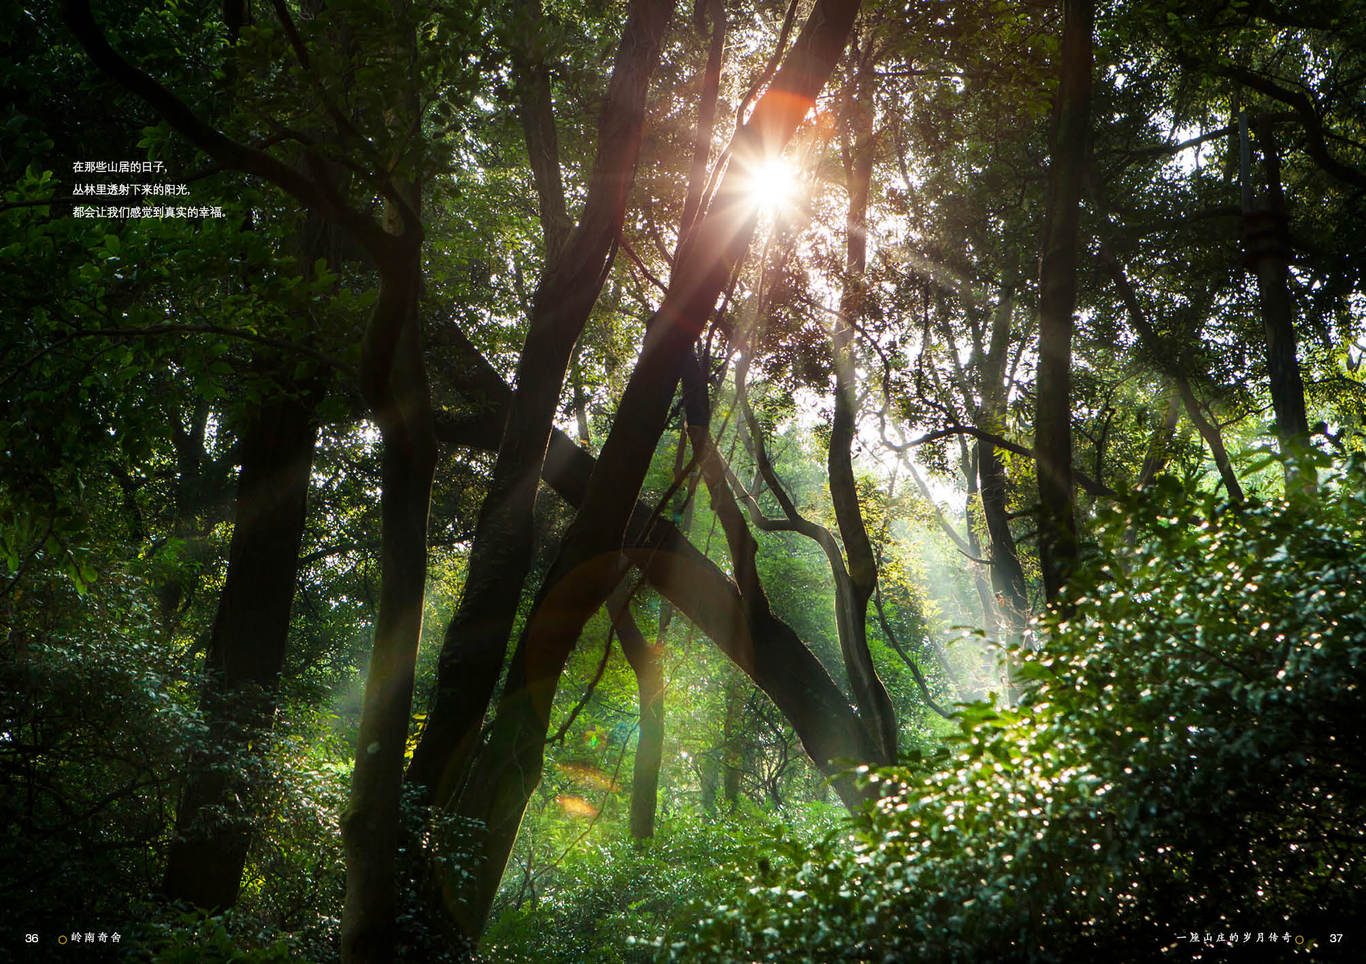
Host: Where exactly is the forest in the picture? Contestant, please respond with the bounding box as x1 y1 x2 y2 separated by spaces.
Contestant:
2 0 1365 960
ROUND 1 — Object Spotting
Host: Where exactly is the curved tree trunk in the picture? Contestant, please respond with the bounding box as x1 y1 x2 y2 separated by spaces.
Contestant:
829 36 897 763
431 335 875 800
1096 241 1246 501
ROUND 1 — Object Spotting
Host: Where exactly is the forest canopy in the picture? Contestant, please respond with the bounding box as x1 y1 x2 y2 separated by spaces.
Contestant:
2 0 1365 960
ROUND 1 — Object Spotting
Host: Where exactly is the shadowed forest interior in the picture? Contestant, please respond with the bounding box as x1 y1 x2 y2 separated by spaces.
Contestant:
3 0 1366 960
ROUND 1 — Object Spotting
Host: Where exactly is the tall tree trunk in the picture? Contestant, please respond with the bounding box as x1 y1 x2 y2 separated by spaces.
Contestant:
1035 0 1092 602
721 674 744 805
163 390 318 910
405 0 674 813
1244 111 1314 492
978 441 1028 626
341 13 437 944
164 69 343 897
829 37 897 763
607 587 664 839
341 243 437 964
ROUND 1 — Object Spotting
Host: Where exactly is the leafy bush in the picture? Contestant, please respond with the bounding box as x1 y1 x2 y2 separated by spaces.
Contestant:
485 805 842 964
668 464 1366 961
0 565 196 946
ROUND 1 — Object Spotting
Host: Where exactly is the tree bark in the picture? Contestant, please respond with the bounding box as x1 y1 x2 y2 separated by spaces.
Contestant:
1137 389 1181 489
682 424 877 805
157 399 211 630
1035 0 1092 603
829 37 897 763
341 238 438 964
342 9 437 946
511 0 573 261
1244 111 1314 492
677 0 726 251
734 369 896 765
977 286 1029 632
721 673 744 804
961 448 1001 640
163 390 318 910
606 586 664 839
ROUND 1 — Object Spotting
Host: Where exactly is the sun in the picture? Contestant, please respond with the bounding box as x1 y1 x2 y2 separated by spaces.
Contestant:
743 155 801 215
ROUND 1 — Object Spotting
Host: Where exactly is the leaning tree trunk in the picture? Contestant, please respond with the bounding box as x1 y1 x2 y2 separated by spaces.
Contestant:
163 388 318 910
1137 390 1182 489
431 330 875 804
1097 240 1246 501
1035 0 1092 603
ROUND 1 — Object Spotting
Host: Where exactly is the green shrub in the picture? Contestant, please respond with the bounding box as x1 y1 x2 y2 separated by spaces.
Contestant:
668 463 1366 961
484 805 842 963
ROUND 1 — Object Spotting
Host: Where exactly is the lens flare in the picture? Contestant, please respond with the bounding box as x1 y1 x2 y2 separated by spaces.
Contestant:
744 155 800 215
555 794 599 818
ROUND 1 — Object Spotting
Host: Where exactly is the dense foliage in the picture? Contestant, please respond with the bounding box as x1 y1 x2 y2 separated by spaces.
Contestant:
673 458 1366 961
